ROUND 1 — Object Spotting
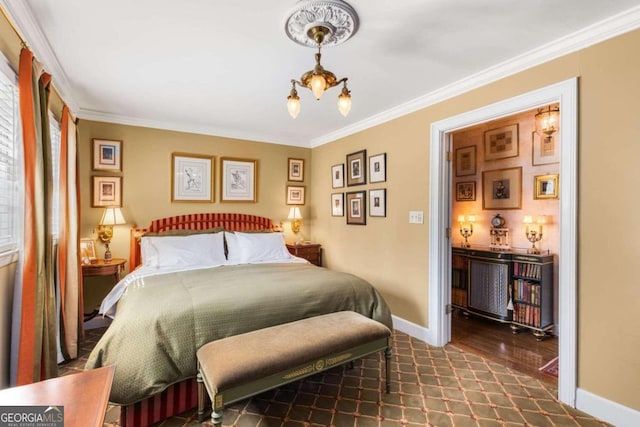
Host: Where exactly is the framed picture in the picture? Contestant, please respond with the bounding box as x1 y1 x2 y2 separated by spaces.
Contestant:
456 181 476 202
92 139 122 172
92 176 122 207
80 239 96 261
482 167 522 210
455 146 476 176
288 158 304 182
220 157 258 202
331 164 344 188
484 124 519 160
369 153 386 183
346 149 367 186
534 174 559 199
346 191 366 225
369 189 386 217
286 185 305 205
532 131 560 165
331 193 344 216
171 152 214 202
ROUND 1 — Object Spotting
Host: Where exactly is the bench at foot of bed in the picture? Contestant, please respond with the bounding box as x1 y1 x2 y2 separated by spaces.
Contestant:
196 311 393 426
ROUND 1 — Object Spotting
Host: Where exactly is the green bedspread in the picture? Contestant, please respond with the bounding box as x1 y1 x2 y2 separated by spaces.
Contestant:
85 263 392 405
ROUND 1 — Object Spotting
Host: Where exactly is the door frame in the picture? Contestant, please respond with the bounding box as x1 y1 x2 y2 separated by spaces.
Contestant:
428 78 578 406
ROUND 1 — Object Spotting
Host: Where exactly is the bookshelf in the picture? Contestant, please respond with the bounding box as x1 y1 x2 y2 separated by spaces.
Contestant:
451 248 555 339
451 248 469 310
510 253 554 340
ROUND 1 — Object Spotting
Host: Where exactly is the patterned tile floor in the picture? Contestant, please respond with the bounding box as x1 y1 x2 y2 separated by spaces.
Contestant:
60 327 609 427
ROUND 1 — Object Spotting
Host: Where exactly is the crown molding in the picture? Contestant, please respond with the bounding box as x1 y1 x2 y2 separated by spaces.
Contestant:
0 0 79 111
3 1 638 148
76 108 308 148
310 5 640 147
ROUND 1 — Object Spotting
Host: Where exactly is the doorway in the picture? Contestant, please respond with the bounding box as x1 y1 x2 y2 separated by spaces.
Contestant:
448 108 560 386
427 78 578 407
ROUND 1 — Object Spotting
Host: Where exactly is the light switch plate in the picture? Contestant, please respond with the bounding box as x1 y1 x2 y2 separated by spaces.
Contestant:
409 210 424 224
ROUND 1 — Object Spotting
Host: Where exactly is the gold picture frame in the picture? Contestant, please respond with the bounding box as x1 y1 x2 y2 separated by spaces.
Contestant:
455 146 476 176
532 131 560 165
456 181 476 202
482 167 522 210
484 124 519 160
534 174 559 199
220 157 258 202
288 158 304 182
80 239 96 261
286 185 305 205
171 152 215 203
92 176 122 207
92 139 122 172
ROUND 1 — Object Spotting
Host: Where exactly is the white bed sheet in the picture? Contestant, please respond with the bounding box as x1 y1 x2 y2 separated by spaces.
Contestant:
99 256 309 317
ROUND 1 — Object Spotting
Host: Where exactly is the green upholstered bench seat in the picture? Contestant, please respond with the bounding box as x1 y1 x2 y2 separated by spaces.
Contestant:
196 311 392 426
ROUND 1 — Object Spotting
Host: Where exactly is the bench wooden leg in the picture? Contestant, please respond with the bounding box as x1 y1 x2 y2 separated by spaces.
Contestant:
197 369 206 422
384 347 392 394
211 408 223 426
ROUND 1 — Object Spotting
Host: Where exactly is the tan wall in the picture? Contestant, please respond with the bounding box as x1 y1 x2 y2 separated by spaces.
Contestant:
310 29 640 410
77 120 311 308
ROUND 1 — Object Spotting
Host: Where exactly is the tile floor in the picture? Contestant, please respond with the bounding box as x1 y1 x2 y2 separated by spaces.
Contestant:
60 327 609 426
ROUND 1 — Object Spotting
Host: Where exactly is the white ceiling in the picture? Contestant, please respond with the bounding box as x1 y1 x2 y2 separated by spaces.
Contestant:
3 1 640 147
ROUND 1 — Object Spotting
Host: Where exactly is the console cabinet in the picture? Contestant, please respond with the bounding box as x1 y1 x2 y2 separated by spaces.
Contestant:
451 247 554 340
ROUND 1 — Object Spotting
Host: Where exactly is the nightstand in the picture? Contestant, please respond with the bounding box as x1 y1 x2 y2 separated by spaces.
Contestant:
287 243 322 266
82 258 126 320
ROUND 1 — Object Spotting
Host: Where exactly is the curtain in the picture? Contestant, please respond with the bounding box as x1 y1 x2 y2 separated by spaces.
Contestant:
57 106 83 361
14 47 57 384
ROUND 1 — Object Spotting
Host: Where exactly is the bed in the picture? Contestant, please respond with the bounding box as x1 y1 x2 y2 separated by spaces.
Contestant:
85 213 392 427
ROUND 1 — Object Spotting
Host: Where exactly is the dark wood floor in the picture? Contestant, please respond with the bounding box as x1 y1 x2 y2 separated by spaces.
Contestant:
450 309 558 386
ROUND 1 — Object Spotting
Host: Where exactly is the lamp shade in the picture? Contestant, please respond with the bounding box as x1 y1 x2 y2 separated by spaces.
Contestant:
100 207 126 226
287 207 302 220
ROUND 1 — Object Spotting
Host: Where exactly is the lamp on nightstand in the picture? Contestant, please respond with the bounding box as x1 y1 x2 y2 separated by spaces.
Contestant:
287 207 303 234
98 207 126 262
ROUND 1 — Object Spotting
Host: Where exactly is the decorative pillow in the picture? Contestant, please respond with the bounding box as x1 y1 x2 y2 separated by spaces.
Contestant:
143 226 226 237
141 232 226 267
225 231 291 263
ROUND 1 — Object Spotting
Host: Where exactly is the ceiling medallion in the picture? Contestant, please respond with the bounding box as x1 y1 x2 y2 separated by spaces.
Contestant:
284 0 359 48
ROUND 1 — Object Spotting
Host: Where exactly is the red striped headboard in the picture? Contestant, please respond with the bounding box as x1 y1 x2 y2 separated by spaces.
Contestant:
129 213 280 269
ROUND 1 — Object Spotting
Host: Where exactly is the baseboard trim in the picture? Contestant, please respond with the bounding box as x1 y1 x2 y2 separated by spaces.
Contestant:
391 314 639 425
576 388 640 427
391 314 435 346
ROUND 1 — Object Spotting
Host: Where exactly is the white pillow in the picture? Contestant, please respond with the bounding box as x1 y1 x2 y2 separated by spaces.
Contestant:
140 233 226 268
225 232 292 264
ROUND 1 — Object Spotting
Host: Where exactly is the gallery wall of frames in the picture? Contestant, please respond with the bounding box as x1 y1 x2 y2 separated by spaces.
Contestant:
330 150 387 225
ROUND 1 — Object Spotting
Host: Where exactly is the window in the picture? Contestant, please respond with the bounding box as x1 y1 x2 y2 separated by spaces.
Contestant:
0 59 19 256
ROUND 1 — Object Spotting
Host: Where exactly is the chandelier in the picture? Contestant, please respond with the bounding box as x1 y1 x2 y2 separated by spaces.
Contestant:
535 105 560 141
284 0 359 118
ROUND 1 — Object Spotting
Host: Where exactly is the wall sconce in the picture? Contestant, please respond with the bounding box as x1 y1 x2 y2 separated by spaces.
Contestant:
287 207 303 234
535 105 560 141
457 214 475 248
98 207 126 262
523 215 545 254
